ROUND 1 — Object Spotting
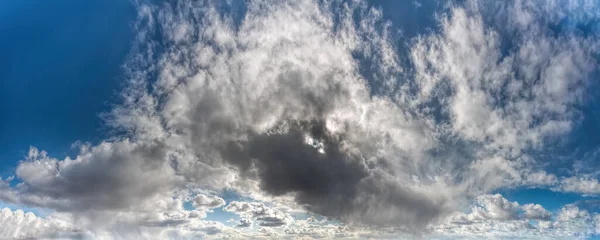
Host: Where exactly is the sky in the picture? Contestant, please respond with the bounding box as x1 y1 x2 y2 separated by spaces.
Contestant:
1 0 600 239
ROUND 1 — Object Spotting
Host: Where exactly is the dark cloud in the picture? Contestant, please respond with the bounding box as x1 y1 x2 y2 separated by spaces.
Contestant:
257 216 287 227
222 121 444 228
12 140 177 212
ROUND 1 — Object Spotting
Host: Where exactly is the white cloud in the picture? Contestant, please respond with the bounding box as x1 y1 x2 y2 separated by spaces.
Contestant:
224 201 294 228
432 194 597 239
559 177 600 196
522 203 552 221
411 2 596 154
471 194 520 221
517 170 600 196
557 205 591 222
0 208 80 239
523 170 558 187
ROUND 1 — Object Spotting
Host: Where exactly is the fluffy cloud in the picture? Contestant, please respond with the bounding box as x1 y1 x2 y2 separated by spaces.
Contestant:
443 194 545 224
559 177 600 195
0 200 242 239
193 194 226 210
522 203 552 221
8 142 180 212
2 0 600 238
432 194 598 239
557 205 591 222
0 208 80 239
224 201 293 228
510 170 600 196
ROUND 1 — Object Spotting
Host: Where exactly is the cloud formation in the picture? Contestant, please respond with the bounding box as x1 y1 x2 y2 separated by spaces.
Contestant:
0 208 78 239
1 0 600 238
432 194 600 239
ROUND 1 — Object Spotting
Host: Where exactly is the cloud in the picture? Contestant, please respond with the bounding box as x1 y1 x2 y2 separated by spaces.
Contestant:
192 194 226 209
444 194 542 224
511 170 600 196
521 203 552 221
10 142 179 212
224 201 293 228
222 121 444 228
411 2 596 154
0 208 80 239
410 0 599 201
113 0 449 229
1 0 600 238
557 205 591 222
471 194 520 221
432 194 597 239
2 196 243 239
559 177 600 196
116 0 598 232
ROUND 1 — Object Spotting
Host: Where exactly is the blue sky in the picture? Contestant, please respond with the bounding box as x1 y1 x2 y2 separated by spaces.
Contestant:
2 0 600 239
0 0 133 171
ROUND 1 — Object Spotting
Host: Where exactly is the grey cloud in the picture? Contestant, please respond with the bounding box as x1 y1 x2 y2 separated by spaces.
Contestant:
222 121 366 199
192 194 226 209
127 0 448 229
221 121 444 228
10 141 178 212
257 216 287 227
235 218 252 228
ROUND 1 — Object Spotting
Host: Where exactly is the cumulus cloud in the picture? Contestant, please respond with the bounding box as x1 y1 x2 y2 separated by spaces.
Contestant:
0 208 80 239
559 177 600 195
224 201 293 228
557 205 591 222
432 194 598 239
8 143 179 212
443 194 544 224
521 203 552 221
1 0 600 238
471 194 520 221
193 194 226 210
